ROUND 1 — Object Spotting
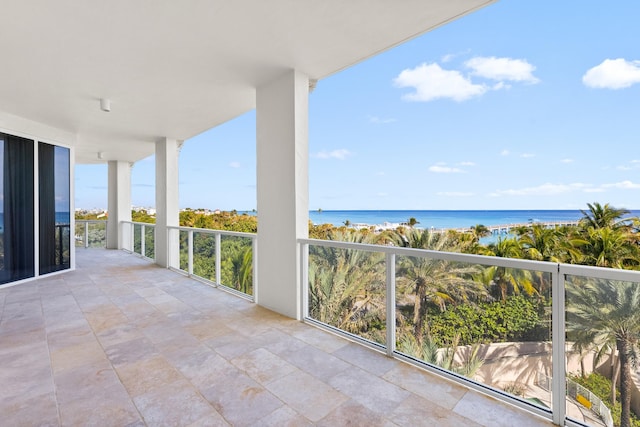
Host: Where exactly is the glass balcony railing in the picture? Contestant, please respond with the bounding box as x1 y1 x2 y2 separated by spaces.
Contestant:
167 226 256 300
113 220 638 427
120 221 155 260
300 238 640 427
75 220 107 248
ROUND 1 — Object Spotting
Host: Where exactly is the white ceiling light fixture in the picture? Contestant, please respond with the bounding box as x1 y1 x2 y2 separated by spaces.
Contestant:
97 151 104 160
100 98 111 112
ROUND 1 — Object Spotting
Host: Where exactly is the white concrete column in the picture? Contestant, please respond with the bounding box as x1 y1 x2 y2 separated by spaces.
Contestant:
106 161 132 249
155 138 180 267
256 70 309 319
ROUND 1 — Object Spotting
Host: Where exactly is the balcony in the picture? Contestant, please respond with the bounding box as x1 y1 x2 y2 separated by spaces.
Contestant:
0 247 554 426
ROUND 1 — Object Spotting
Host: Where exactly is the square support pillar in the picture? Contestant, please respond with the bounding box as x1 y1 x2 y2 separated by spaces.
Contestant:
155 138 180 267
256 70 309 319
107 161 132 249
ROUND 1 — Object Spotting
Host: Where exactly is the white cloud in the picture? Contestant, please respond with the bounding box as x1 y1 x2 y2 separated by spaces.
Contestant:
393 63 487 102
313 149 352 160
561 158 574 164
491 81 510 91
368 115 397 124
375 171 385 176
492 180 640 197
617 165 632 171
377 192 388 197
492 182 593 196
441 49 471 63
441 53 456 63
520 153 535 158
582 58 640 89
394 56 539 102
500 150 510 156
229 161 241 168
436 191 474 197
602 180 640 189
465 56 540 84
429 165 465 173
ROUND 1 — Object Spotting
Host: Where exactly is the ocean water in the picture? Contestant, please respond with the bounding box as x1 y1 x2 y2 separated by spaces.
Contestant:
309 209 640 230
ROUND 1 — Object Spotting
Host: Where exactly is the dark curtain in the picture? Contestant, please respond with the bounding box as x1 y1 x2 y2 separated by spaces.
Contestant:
39 142 56 274
3 134 34 283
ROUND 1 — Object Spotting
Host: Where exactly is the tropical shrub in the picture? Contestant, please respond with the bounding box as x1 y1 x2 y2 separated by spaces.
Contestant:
428 295 547 346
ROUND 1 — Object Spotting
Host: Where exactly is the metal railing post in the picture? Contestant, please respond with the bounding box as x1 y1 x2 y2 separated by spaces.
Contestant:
552 265 566 426
300 242 309 320
385 252 396 357
140 225 146 256
130 223 134 252
252 237 258 304
84 222 89 248
188 230 194 276
215 232 221 286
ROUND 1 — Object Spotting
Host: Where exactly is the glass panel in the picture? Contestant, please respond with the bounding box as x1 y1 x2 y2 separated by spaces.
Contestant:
87 222 107 247
133 224 142 254
308 245 386 345
0 139 4 275
144 227 154 259
395 255 552 410
179 230 189 272
75 222 86 247
220 235 253 295
1 134 34 284
565 274 640 427
193 232 216 281
39 143 70 274
54 146 70 269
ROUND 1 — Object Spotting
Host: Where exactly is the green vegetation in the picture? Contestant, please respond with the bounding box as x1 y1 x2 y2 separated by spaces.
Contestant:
571 373 640 427
307 202 640 426
180 209 257 233
429 295 546 347
567 278 640 427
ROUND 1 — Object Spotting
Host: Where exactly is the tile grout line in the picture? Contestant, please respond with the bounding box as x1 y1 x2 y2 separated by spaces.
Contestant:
42 280 64 427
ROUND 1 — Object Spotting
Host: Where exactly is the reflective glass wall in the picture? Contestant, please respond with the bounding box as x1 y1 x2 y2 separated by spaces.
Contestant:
0 132 71 285
0 133 35 284
39 143 71 274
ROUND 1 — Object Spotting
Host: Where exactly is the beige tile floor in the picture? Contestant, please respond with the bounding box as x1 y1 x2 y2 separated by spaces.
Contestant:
0 249 554 426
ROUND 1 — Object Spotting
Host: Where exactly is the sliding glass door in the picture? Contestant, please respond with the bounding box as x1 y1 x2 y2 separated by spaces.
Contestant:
0 133 71 285
39 142 71 274
0 133 35 284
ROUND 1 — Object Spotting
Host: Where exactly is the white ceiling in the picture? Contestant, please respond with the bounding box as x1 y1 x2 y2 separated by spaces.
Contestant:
0 0 495 164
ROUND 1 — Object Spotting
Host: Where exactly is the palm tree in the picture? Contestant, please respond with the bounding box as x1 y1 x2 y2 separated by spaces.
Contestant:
580 202 631 230
517 224 561 262
395 229 487 344
568 202 640 270
407 217 420 228
397 333 484 378
308 231 386 339
566 279 640 427
488 237 536 301
229 246 252 294
577 227 639 269
470 224 490 240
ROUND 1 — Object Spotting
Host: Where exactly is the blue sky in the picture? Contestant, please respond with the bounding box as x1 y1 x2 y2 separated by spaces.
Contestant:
75 1 640 211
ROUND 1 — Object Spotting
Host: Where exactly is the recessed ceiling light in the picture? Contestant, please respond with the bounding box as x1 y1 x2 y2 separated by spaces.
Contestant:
100 98 111 112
